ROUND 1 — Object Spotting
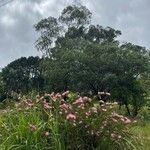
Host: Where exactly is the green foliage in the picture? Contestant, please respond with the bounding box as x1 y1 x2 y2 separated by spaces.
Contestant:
34 4 150 116
2 56 44 94
0 72 6 102
131 123 150 150
136 106 150 124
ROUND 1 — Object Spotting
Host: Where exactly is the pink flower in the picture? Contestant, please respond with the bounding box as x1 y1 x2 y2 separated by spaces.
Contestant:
55 93 62 98
102 108 107 112
44 102 51 109
111 112 123 118
98 92 105 95
106 102 112 106
50 92 55 97
91 130 94 135
79 121 83 124
105 92 111 96
29 124 37 131
73 97 84 105
113 102 118 105
85 111 91 117
45 131 50 136
78 103 84 108
81 106 85 110
73 123 76 126
59 103 69 110
98 92 111 96
118 135 122 139
111 133 116 138
59 111 63 115
62 91 69 96
66 113 76 121
99 100 104 104
119 116 131 124
124 117 131 124
28 103 34 107
25 100 34 107
82 96 90 102
36 95 40 99
90 107 97 113
112 118 118 123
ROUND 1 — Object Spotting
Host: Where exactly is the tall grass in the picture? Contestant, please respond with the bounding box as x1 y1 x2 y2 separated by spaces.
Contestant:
0 92 137 150
131 124 150 150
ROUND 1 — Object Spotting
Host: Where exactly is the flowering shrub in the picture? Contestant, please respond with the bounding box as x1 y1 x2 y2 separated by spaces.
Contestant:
0 92 136 150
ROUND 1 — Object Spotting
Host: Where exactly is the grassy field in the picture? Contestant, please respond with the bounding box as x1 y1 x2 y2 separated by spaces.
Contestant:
131 123 150 150
0 96 150 150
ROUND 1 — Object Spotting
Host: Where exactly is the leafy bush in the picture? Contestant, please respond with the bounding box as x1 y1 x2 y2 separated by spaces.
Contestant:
0 92 136 150
136 106 150 125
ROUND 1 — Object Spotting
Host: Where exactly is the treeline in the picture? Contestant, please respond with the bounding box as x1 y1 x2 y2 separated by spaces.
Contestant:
0 4 150 116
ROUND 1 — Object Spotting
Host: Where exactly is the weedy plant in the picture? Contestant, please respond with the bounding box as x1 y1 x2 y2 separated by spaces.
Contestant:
0 92 137 150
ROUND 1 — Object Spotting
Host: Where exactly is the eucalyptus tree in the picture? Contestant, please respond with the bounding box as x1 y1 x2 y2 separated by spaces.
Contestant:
35 4 150 116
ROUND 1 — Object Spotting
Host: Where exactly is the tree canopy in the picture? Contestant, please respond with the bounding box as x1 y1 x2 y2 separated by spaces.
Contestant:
34 4 150 116
2 56 44 94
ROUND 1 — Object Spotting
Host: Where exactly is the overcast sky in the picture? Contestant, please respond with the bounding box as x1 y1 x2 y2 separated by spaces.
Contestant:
0 0 150 68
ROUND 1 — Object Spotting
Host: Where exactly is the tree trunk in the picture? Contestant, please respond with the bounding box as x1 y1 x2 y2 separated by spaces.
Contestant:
125 102 131 116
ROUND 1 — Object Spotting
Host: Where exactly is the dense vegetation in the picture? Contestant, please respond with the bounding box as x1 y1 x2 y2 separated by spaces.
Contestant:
0 4 150 150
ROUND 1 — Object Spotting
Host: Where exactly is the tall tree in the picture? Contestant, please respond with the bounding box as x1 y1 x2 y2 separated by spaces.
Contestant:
35 5 150 116
2 56 44 94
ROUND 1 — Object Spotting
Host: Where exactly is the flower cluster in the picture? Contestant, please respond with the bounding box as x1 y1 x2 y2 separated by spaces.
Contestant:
12 91 133 149
111 112 131 124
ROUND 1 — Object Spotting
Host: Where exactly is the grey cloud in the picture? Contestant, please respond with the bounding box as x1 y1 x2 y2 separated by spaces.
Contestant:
0 0 150 68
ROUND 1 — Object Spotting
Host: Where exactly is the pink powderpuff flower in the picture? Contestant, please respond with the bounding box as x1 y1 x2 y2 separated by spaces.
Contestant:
91 130 94 135
45 131 50 136
62 91 69 96
40 96 44 101
113 102 118 105
85 111 91 118
111 133 116 139
73 123 76 127
111 112 123 118
73 97 84 105
118 135 122 139
59 111 63 115
112 118 118 123
78 103 85 108
25 100 34 107
79 121 83 124
44 102 51 109
66 113 76 121
90 107 98 113
102 108 107 112
99 100 104 104
82 96 90 102
81 106 85 110
98 92 105 95
105 92 111 96
29 124 37 131
120 117 131 124
36 95 40 99
50 92 55 97
59 103 69 110
60 99 65 104
124 117 131 124
98 92 111 96
27 102 34 107
106 102 112 106
55 93 62 98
